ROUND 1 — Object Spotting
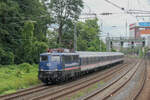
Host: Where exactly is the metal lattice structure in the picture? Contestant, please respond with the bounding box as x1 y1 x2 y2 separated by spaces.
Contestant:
106 37 146 51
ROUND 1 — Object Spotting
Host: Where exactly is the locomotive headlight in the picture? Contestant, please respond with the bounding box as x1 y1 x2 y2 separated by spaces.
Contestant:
47 63 51 66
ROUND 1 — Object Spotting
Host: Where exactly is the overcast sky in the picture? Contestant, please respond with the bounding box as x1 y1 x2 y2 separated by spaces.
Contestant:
82 0 150 37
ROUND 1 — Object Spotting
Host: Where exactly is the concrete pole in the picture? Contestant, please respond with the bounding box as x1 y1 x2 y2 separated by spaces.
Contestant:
99 36 101 51
106 33 110 52
74 22 77 52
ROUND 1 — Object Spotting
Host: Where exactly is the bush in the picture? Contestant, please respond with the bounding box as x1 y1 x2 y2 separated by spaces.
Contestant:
19 63 32 73
0 64 40 95
0 48 14 65
32 41 48 63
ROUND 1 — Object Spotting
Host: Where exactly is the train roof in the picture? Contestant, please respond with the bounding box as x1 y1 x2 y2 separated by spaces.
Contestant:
77 51 124 58
40 52 78 56
40 51 124 57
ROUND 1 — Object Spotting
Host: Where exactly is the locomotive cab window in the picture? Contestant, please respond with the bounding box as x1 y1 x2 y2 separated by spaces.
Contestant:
51 56 60 62
40 56 48 62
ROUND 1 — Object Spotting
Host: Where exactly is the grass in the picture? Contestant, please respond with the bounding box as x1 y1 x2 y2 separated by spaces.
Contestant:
0 63 41 95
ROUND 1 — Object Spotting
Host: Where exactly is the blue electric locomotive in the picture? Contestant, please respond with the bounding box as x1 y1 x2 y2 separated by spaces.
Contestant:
39 52 80 83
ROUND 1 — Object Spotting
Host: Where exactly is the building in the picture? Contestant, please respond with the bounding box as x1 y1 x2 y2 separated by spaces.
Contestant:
129 22 150 47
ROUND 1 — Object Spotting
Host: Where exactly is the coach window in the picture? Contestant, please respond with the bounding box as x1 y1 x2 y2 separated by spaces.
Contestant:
99 57 101 62
93 57 95 63
96 57 97 62
62 56 70 64
73 56 75 62
91 57 93 64
89 57 91 64
84 58 86 65
96 57 98 62
69 56 71 63
91 57 93 63
62 56 65 64
81 58 84 65
104 56 106 61
70 55 73 62
82 58 84 65
85 58 87 65
86 58 88 65
92 57 94 63
82 58 85 65
73 55 75 62
101 57 103 61
97 57 99 62
100 56 102 61
107 56 109 60
88 57 90 64
108 56 110 60
74 55 78 62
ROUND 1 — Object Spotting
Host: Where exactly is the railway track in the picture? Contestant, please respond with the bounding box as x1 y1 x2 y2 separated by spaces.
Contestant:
0 59 134 100
31 59 136 100
132 58 147 100
79 59 144 100
0 84 55 100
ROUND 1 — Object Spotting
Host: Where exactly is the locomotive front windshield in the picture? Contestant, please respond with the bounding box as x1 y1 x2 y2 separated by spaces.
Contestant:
51 56 60 62
40 55 48 62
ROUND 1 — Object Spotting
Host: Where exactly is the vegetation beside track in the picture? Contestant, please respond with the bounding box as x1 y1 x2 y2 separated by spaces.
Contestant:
0 63 40 95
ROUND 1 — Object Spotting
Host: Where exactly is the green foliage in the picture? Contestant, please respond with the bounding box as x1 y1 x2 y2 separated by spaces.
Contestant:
139 48 144 58
76 19 103 51
0 0 50 65
47 30 61 48
143 47 149 56
21 21 34 63
19 63 32 73
47 18 106 51
32 41 48 63
0 48 14 65
111 48 117 52
48 0 84 44
0 64 40 95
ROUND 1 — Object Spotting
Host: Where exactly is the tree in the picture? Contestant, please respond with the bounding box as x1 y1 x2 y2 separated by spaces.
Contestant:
76 18 105 51
15 0 51 41
48 0 83 45
0 0 51 64
32 41 48 63
16 21 34 64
